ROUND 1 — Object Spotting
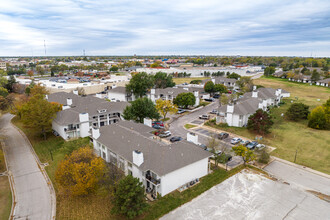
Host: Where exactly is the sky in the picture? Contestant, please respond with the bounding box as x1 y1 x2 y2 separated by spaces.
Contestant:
0 0 330 57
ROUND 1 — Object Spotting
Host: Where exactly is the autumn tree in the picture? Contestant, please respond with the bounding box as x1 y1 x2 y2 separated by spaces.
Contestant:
111 175 148 219
173 92 196 109
153 72 175 88
308 106 329 130
21 94 61 139
55 146 106 196
237 76 253 92
155 99 178 120
36 66 45 76
123 97 160 123
126 72 154 98
247 109 273 135
220 94 229 106
27 70 34 77
232 145 256 165
150 61 162 68
207 136 220 168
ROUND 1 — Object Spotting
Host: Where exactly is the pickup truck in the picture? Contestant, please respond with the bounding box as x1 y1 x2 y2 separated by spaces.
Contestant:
199 114 210 120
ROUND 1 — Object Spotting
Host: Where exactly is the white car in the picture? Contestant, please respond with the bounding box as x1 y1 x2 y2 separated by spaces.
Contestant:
256 144 266 149
231 137 242 145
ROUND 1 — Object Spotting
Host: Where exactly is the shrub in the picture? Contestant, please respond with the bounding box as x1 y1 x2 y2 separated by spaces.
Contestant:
308 106 329 130
111 175 148 219
258 149 270 164
286 103 309 121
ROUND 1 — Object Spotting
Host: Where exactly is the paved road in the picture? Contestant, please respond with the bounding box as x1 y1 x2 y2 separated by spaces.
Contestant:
168 101 218 144
0 114 54 220
264 159 330 196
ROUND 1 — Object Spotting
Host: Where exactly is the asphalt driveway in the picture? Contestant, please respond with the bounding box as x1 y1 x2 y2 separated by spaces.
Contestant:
0 114 55 220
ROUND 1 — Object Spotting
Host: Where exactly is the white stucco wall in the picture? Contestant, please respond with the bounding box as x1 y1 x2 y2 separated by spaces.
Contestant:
132 165 144 183
108 92 126 102
52 121 68 140
160 157 209 196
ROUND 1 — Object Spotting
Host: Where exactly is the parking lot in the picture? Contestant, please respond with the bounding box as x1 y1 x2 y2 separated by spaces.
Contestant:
161 170 330 220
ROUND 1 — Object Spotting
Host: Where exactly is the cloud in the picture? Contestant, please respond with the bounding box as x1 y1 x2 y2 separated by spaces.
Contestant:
0 0 329 56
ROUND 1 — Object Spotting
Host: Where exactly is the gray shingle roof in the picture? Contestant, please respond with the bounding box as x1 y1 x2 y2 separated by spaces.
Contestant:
153 87 191 97
48 92 129 125
95 121 211 176
108 86 127 94
219 98 260 115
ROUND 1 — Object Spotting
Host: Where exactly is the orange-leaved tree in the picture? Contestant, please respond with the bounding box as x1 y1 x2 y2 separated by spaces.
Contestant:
55 146 106 196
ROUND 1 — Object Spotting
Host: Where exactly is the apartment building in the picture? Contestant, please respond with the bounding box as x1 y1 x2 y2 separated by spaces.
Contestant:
217 87 290 127
47 91 129 140
0 62 6 71
91 120 211 197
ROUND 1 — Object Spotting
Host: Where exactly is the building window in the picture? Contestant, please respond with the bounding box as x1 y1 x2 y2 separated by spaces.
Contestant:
102 152 106 160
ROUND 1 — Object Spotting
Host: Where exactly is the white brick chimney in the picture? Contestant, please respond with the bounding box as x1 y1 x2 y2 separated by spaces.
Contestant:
67 98 73 106
73 90 78 95
211 78 215 84
252 90 258 98
92 128 100 139
227 104 234 113
187 132 198 145
143 118 152 127
133 150 144 167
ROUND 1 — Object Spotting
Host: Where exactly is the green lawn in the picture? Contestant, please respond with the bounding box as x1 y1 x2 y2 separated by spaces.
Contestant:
0 146 12 220
206 97 330 175
184 124 197 129
253 77 330 108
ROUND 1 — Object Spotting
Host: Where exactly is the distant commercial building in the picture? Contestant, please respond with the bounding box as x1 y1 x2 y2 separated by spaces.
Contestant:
0 62 6 71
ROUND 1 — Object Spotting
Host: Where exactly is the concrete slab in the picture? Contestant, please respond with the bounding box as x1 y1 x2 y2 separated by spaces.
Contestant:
161 170 330 220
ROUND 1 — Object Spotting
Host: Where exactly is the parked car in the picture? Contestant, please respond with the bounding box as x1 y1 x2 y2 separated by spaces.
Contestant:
219 153 233 163
231 137 242 145
198 143 207 150
240 140 250 146
256 144 266 150
246 141 258 150
213 94 220 99
210 150 222 158
204 98 215 102
210 109 218 114
177 109 186 114
152 124 163 129
159 131 171 138
170 136 183 142
199 114 210 120
218 132 229 140
152 121 164 127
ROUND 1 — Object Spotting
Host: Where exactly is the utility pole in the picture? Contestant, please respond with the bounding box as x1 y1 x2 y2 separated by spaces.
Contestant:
44 40 47 56
294 148 298 163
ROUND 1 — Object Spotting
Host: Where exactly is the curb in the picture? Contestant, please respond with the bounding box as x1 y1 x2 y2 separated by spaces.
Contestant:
10 118 57 220
1 140 16 220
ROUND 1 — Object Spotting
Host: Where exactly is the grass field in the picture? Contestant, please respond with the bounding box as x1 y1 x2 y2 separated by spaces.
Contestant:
253 77 330 108
0 146 12 220
184 124 197 129
206 77 330 174
173 77 210 85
